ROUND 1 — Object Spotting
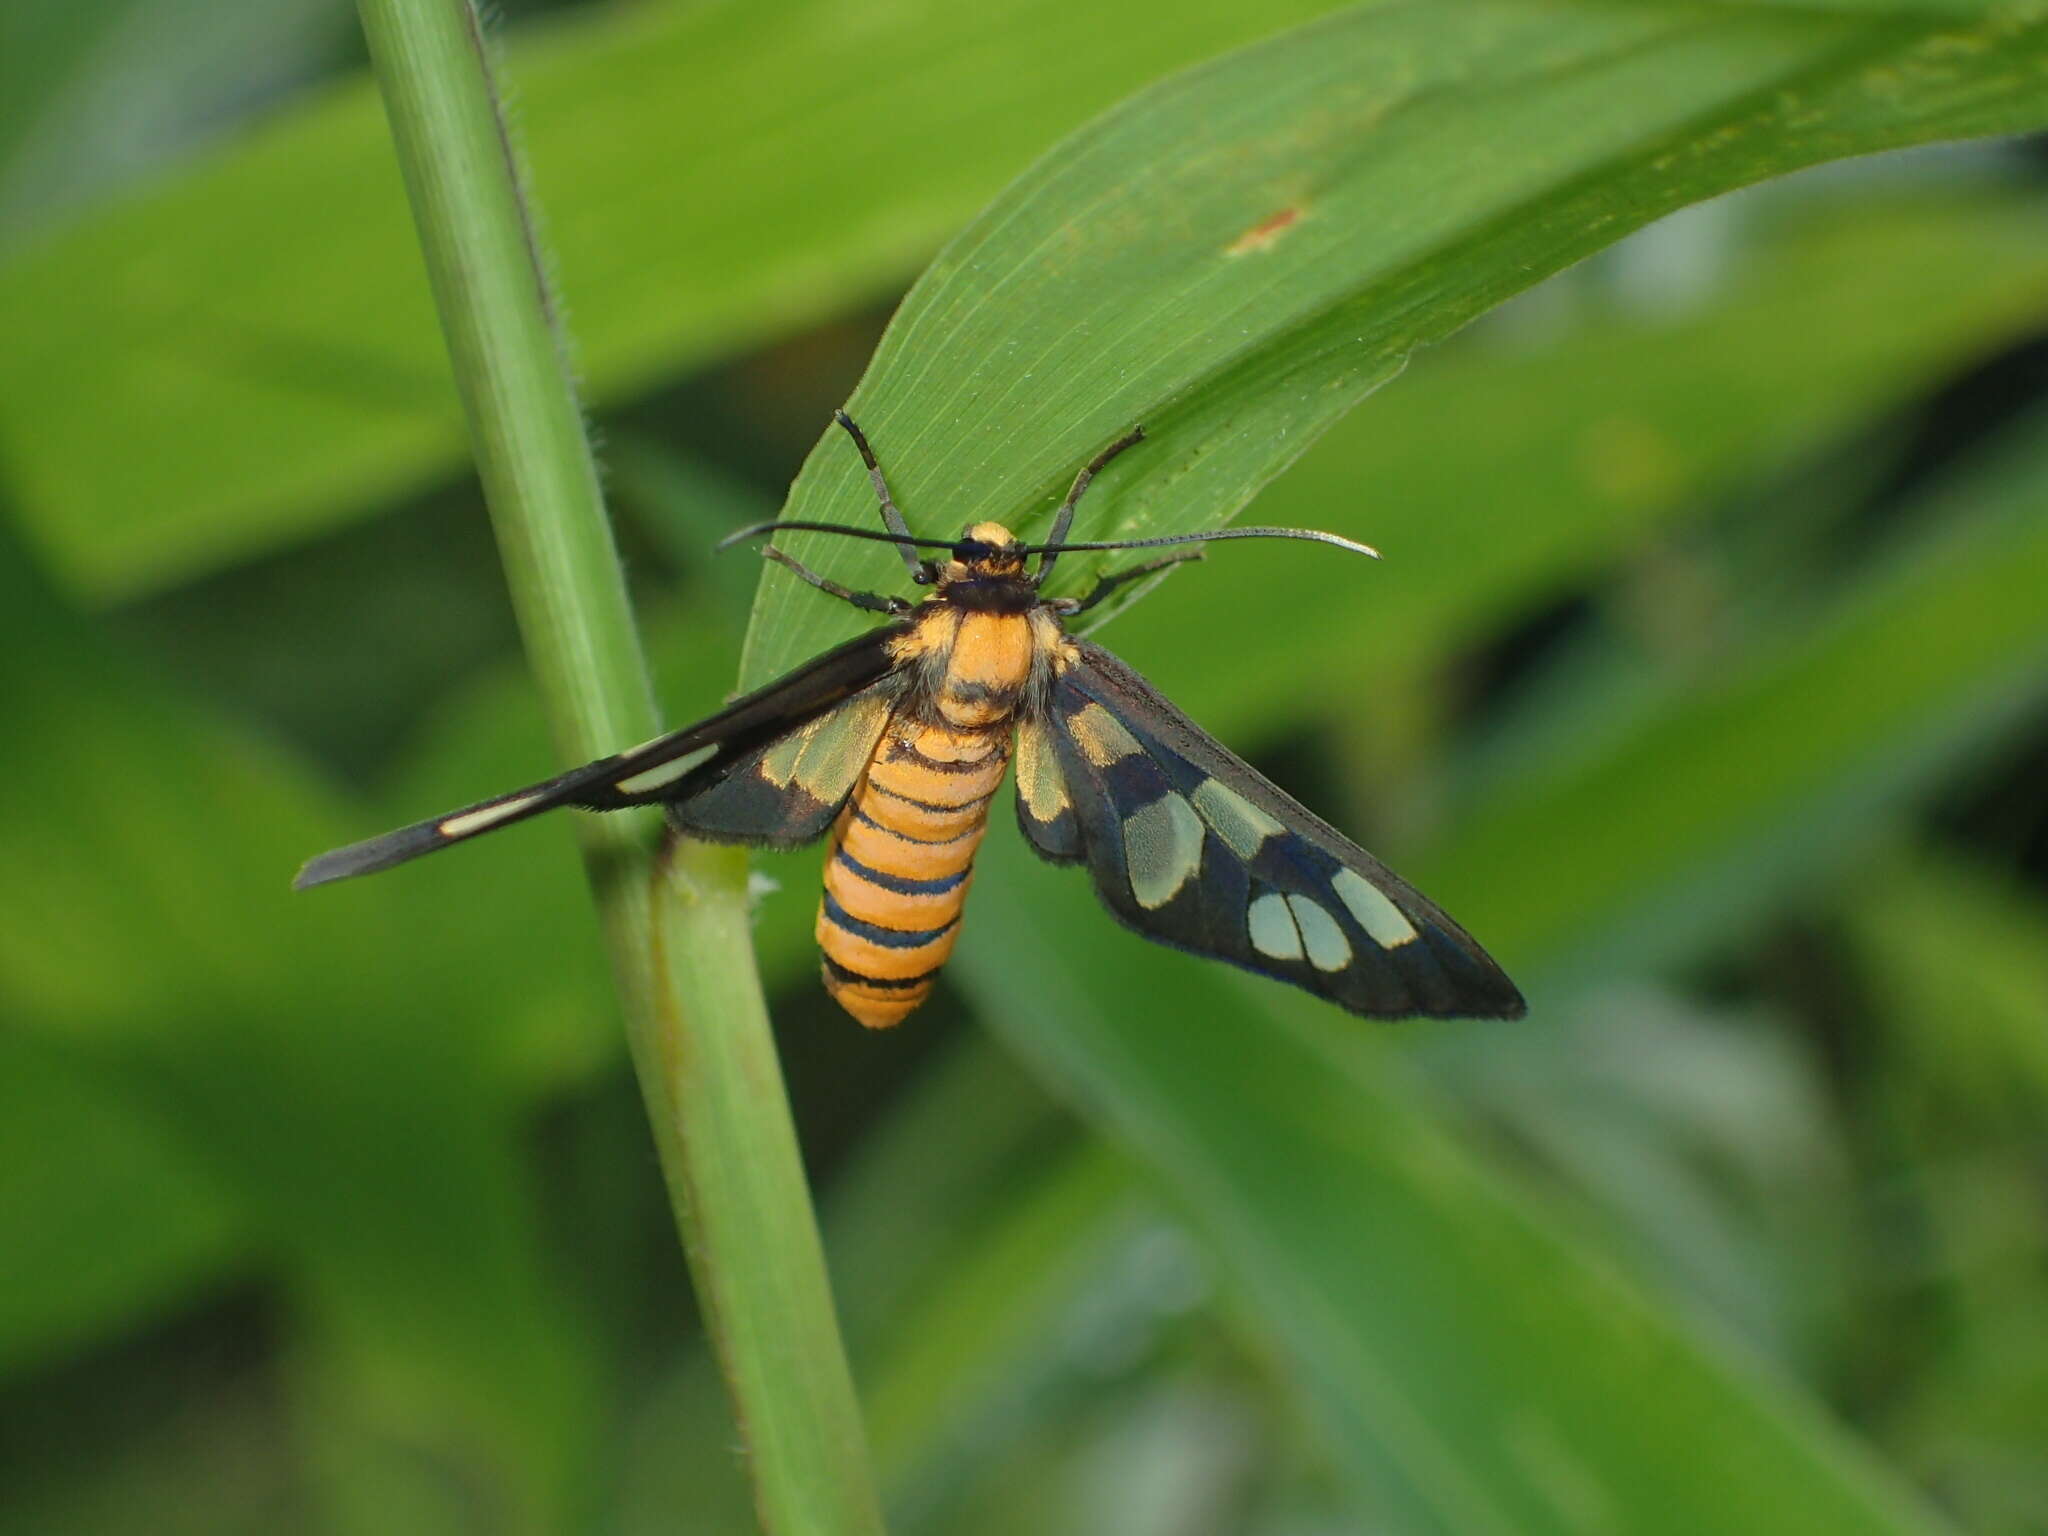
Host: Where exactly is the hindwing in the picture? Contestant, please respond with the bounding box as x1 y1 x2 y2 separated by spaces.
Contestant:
297 624 906 887
667 677 900 847
1017 641 1525 1019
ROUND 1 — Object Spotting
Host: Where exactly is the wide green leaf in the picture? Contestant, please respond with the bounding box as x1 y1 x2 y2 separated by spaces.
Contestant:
741 0 2048 687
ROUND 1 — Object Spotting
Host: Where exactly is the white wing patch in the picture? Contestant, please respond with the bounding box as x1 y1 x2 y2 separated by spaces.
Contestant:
758 691 894 796
438 793 545 839
1248 892 1302 960
1015 720 1070 822
1123 793 1204 909
1191 778 1284 857
1070 702 1144 767
614 745 717 796
1287 895 1352 972
1331 868 1418 948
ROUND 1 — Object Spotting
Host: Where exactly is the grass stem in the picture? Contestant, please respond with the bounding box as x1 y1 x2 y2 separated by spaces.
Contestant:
354 2 884 1529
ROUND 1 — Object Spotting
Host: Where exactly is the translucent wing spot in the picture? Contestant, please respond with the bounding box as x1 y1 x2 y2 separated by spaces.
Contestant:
438 793 544 839
759 717 822 787
1248 892 1303 961
760 692 894 795
1069 701 1143 767
1015 722 1069 821
1191 778 1284 857
614 745 717 795
796 693 894 795
1287 895 1352 972
1332 868 1418 948
1123 793 1204 909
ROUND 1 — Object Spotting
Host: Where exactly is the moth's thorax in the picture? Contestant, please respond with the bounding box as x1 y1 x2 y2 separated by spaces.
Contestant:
891 517 1069 729
892 588 1073 730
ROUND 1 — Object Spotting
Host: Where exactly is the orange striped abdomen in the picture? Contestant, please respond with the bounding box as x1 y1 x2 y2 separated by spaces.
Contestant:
818 719 1011 1028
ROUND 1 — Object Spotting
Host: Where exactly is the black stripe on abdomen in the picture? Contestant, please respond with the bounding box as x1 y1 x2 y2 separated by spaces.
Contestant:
819 892 959 949
822 956 940 992
848 806 977 845
831 848 971 897
865 779 995 814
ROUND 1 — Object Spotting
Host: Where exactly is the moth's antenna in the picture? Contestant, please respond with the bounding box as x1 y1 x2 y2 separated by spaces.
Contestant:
834 410 924 578
1038 426 1146 584
1022 526 1382 560
715 520 961 554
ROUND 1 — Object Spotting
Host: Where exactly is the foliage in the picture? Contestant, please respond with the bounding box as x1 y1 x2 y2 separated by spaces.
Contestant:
3 1 2047 1533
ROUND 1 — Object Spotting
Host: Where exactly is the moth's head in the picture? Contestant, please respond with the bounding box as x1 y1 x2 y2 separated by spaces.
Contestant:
937 521 1028 582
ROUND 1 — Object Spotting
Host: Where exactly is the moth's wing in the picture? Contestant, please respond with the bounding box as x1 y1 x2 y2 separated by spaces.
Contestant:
296 624 906 888
1020 640 1525 1019
663 674 901 848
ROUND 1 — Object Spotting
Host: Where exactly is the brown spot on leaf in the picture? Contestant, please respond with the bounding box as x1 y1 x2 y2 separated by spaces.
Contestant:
1226 206 1302 256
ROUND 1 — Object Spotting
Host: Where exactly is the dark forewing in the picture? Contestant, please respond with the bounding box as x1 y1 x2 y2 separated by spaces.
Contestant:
1018 640 1525 1019
295 624 906 888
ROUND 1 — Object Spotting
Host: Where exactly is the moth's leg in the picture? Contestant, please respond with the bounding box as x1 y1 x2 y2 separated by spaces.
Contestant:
1051 549 1204 617
832 410 924 579
763 545 913 616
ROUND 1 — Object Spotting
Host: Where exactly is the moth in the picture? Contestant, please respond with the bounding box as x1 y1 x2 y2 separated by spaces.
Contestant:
299 414 1525 1025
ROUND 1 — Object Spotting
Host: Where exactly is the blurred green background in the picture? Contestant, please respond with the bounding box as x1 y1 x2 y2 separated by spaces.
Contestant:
4 1 2047 1533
